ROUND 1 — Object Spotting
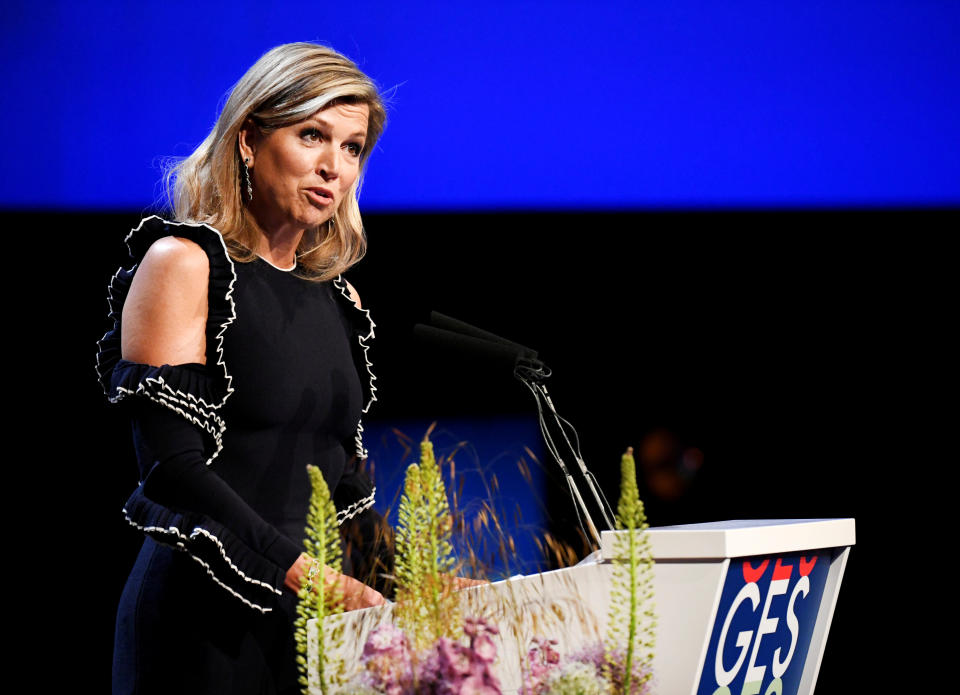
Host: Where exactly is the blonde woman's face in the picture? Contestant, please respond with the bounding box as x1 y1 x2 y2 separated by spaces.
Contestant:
243 102 369 235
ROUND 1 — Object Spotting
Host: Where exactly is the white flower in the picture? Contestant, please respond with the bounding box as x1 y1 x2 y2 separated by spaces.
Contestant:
544 661 612 695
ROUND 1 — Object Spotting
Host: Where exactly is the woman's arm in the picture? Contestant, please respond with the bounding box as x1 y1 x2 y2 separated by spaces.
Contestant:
121 236 209 366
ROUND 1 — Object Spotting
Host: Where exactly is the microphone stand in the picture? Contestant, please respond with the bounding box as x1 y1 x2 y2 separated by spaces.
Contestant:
514 359 616 549
420 312 616 551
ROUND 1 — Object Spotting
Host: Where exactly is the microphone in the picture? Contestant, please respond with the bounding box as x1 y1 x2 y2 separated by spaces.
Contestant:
414 312 615 550
412 323 527 372
428 311 539 360
415 312 551 383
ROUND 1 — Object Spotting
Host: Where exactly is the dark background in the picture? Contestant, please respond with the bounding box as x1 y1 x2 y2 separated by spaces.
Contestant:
16 206 950 690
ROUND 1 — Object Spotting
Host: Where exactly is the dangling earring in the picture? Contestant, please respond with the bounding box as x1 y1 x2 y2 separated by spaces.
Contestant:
242 157 253 202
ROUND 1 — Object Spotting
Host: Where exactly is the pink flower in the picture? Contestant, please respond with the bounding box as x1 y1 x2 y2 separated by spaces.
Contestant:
460 675 501 695
472 634 497 664
359 618 504 695
364 624 407 658
464 618 480 638
464 616 499 639
521 637 563 695
437 637 472 677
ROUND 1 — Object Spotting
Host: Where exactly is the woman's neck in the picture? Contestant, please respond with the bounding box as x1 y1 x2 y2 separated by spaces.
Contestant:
247 216 305 269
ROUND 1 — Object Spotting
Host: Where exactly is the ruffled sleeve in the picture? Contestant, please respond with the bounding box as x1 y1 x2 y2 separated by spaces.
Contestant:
331 275 378 461
96 216 236 455
328 275 381 534
326 277 393 592
120 497 288 611
96 216 297 613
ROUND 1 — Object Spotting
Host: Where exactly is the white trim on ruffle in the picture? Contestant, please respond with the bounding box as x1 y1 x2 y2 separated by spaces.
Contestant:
337 487 376 525
94 262 136 388
353 420 368 462
114 380 227 461
186 555 271 613
124 513 284 614
188 527 284 595
332 275 378 460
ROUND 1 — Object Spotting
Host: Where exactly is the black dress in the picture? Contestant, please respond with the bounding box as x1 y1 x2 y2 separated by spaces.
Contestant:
98 216 382 694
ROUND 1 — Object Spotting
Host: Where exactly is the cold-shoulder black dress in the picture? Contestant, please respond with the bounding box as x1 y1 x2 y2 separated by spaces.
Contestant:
98 216 383 694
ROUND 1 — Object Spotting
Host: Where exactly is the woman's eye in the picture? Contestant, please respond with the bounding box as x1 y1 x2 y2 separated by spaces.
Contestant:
301 128 322 142
346 142 363 157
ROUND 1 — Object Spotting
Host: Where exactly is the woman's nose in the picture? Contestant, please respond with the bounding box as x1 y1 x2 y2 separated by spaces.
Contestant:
316 144 339 180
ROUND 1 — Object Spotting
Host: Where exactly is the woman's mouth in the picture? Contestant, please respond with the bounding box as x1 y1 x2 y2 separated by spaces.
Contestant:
306 187 334 205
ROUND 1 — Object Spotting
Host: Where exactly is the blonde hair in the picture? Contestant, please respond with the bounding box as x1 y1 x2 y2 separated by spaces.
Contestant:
166 43 386 280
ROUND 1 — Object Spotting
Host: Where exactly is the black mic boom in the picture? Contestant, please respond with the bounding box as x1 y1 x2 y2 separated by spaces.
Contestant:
414 312 616 550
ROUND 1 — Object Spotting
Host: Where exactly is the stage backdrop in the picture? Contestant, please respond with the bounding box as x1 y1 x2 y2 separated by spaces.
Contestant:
2 0 959 211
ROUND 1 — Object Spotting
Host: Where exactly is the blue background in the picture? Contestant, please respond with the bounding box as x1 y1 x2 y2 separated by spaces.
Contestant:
2 1 958 211
363 417 549 579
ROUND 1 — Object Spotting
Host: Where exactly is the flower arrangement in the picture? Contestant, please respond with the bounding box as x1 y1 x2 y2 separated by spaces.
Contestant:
297 440 656 695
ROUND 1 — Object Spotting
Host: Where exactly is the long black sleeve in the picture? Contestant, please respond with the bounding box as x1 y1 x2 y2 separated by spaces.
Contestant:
131 399 302 583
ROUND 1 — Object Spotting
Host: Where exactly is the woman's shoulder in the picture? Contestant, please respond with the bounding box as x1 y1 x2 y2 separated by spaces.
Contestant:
125 215 231 263
136 235 210 291
121 216 237 331
142 234 209 263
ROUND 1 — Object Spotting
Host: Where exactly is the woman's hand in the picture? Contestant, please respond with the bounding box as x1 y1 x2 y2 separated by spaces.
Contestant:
285 553 386 611
336 571 387 611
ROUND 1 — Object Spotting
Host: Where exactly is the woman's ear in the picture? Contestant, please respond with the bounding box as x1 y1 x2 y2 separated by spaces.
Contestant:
238 121 258 166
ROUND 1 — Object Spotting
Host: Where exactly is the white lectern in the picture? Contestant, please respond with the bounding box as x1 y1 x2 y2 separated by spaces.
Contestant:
314 518 854 695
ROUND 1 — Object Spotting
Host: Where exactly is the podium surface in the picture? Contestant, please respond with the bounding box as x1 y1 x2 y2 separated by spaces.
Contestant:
618 517 855 559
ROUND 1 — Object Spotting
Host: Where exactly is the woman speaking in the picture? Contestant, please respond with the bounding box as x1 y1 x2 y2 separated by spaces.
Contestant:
98 43 389 693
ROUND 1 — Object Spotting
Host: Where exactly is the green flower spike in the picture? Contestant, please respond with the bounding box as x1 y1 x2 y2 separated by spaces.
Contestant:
605 447 656 694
